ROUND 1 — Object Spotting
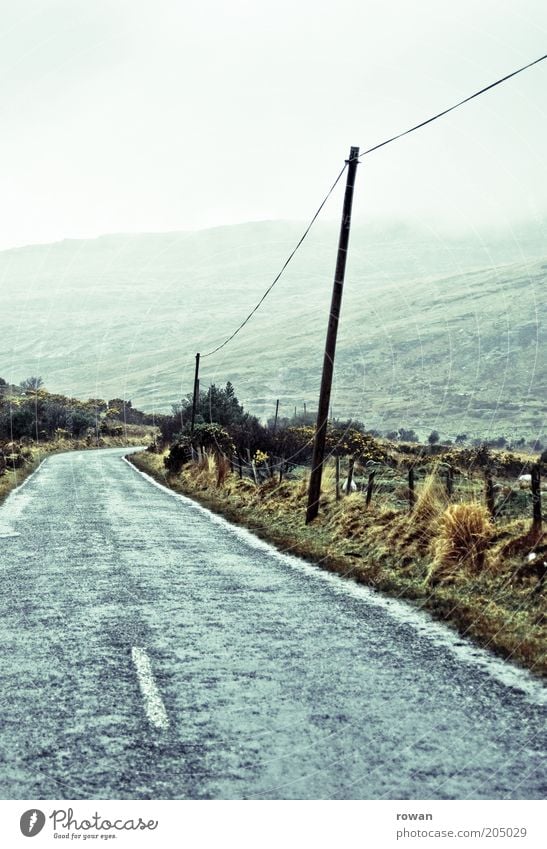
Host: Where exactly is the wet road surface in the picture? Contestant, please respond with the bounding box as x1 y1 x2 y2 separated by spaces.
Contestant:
0 448 545 799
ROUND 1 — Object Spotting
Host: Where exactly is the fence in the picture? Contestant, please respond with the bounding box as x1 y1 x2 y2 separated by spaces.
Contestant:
185 447 543 529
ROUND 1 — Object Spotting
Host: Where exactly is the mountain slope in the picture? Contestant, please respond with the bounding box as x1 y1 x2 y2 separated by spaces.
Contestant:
0 220 545 440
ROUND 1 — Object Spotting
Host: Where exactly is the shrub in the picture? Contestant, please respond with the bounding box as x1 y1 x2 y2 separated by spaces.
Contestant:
165 439 192 474
192 422 234 455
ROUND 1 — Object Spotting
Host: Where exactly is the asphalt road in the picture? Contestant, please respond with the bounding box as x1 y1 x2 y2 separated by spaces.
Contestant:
0 448 545 799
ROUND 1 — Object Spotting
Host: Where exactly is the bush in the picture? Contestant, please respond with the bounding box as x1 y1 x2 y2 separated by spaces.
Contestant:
0 404 36 439
165 439 192 474
192 422 234 455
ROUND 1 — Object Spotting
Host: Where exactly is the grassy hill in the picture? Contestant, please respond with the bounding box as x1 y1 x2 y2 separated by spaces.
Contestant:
0 219 545 441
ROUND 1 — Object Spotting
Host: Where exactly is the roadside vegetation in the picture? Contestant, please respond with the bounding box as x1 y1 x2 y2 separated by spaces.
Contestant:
0 376 160 503
130 381 547 676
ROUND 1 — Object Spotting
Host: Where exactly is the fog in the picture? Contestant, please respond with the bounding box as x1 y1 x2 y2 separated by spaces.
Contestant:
1 0 547 251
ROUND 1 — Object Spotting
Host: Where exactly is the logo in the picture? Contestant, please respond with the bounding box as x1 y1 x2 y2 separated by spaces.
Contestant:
20 810 46 837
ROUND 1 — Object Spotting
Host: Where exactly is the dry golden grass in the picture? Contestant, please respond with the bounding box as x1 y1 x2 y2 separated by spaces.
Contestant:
320 463 338 493
412 470 448 526
429 502 494 584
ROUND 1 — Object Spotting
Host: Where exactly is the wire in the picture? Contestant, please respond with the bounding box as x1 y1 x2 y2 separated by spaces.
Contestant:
358 51 547 160
202 51 547 359
201 162 348 358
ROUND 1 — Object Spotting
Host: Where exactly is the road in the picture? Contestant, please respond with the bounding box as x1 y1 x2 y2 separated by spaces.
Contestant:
0 447 545 800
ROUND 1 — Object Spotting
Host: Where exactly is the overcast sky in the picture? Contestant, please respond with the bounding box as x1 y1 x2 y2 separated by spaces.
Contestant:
1 0 546 250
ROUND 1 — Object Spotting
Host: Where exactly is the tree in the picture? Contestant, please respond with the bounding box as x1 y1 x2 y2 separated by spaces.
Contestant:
67 409 95 437
43 401 70 434
176 382 246 430
398 428 419 443
455 433 468 444
487 435 507 449
428 430 440 446
20 376 43 392
200 383 245 427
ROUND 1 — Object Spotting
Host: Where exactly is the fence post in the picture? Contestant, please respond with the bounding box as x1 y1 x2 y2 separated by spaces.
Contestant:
279 458 284 484
408 467 416 512
366 470 376 507
446 465 454 497
531 464 542 529
346 457 355 494
335 456 340 501
485 473 496 519
251 459 259 485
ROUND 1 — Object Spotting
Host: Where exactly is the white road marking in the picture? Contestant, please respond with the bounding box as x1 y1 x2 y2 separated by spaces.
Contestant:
131 646 169 730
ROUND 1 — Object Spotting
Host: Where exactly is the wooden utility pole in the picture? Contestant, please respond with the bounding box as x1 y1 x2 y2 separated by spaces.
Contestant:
306 146 359 523
190 352 200 434
273 399 279 435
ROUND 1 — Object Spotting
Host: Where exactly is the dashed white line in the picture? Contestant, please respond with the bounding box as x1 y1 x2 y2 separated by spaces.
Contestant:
131 646 169 730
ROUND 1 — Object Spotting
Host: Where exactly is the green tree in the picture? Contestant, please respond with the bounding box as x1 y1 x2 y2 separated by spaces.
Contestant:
428 430 440 446
20 376 43 392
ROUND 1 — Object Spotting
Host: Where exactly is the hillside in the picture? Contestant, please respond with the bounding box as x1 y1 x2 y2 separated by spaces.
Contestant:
0 220 545 441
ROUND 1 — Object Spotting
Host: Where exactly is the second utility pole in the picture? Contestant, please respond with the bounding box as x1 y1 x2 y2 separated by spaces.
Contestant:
190 352 200 434
306 146 359 523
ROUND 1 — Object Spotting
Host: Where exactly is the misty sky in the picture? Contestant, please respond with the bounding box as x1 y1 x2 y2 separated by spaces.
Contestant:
1 0 547 250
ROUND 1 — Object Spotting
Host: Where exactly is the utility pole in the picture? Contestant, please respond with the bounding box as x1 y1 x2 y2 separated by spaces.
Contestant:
306 146 359 523
273 399 279 435
190 352 200 434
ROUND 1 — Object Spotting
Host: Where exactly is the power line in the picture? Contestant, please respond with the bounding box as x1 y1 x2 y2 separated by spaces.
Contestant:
201 162 348 358
202 50 547 359
357 51 547 160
